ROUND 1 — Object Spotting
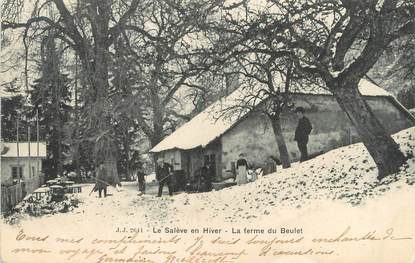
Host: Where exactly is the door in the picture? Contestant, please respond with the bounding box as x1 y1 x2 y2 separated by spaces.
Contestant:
204 154 216 177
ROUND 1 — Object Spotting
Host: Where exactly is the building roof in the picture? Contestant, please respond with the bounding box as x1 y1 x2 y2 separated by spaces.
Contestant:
150 79 393 153
0 89 23 98
1 142 47 158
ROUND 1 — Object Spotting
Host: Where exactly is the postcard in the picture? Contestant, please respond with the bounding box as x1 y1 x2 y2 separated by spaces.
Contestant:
1 0 415 262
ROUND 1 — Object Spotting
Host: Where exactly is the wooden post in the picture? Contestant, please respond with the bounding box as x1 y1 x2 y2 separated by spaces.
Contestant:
28 122 31 178
74 55 80 178
37 109 40 179
16 118 20 179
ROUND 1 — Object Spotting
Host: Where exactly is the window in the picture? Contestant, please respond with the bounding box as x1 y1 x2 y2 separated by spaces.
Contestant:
32 167 35 177
11 166 23 179
204 154 215 166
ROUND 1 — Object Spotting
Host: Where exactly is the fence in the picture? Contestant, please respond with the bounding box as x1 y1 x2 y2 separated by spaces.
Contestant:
1 175 44 213
1 183 23 213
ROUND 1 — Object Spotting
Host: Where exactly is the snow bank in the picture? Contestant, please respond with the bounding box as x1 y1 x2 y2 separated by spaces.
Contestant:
147 126 414 225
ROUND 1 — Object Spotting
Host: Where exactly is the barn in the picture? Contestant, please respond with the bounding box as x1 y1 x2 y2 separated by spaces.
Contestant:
149 79 415 185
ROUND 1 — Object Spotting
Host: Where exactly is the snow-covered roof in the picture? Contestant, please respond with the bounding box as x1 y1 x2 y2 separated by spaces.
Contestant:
292 78 391 96
1 142 47 158
0 89 21 98
150 79 393 153
356 79 391 97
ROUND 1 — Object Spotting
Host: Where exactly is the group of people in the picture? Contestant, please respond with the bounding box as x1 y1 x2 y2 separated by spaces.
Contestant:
92 107 313 198
155 159 216 196
91 158 174 198
233 153 272 184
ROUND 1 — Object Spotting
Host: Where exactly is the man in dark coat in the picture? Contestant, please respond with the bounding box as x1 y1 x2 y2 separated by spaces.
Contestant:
200 165 213 192
156 159 173 197
95 163 108 198
294 107 313 162
137 167 146 194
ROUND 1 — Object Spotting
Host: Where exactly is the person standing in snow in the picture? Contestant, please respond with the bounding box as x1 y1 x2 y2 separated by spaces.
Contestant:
199 164 213 192
294 107 313 162
156 159 173 197
95 162 108 198
205 163 214 191
236 153 249 185
137 166 146 194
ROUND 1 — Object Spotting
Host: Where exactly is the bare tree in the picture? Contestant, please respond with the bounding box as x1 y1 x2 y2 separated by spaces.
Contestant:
213 0 415 178
219 58 295 168
281 0 414 179
118 0 222 147
371 36 415 108
208 1 323 168
2 0 143 184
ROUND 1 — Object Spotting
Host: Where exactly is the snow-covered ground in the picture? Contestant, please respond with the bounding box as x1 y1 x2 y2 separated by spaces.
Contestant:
2 127 415 226
132 126 414 225
1 127 415 263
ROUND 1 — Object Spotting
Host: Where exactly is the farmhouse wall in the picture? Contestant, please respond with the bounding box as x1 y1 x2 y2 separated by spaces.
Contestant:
1 157 43 186
220 94 414 179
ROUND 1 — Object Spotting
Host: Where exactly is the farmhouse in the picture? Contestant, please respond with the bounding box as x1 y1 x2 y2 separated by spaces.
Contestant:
150 79 415 184
1 142 47 192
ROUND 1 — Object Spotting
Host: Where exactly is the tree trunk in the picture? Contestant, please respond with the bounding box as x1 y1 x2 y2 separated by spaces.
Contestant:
74 57 81 178
332 85 406 179
57 122 63 177
55 89 63 177
90 1 120 185
93 84 120 186
269 116 291 168
150 87 165 148
150 120 164 166
124 131 131 181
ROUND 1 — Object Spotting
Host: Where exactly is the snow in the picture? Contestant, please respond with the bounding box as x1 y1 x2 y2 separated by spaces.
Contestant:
0 89 23 98
358 79 391 96
150 79 394 153
146 172 157 182
148 127 415 224
1 142 47 158
1 127 415 262
4 127 415 225
150 87 261 153
375 0 385 11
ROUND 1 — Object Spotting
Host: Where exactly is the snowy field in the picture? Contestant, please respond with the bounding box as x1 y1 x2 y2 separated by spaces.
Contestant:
1 127 415 263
